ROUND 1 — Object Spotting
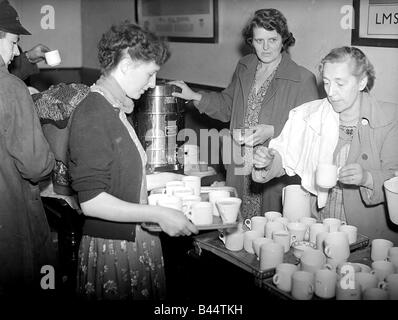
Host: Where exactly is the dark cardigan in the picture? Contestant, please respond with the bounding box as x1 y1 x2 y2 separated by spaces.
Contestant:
69 92 143 241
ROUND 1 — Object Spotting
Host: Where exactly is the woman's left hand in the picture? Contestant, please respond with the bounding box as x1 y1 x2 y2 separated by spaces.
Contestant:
244 124 274 147
338 163 367 186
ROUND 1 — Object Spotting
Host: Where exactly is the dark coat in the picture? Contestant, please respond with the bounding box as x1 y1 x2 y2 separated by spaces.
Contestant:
197 52 319 214
0 59 55 293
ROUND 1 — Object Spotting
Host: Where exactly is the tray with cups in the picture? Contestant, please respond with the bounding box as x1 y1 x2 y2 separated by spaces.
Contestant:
142 184 241 232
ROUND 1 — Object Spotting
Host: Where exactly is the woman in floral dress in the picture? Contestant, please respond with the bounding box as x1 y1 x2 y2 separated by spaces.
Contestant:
69 21 197 300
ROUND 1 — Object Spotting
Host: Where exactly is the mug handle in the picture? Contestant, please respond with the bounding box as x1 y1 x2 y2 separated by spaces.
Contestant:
244 218 252 230
219 232 226 244
323 263 334 271
273 274 280 285
341 221 347 225
378 281 388 290
290 235 297 245
324 246 332 258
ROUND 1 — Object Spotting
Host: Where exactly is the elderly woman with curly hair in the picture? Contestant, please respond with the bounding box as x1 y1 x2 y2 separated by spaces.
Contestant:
69 21 197 300
170 9 319 219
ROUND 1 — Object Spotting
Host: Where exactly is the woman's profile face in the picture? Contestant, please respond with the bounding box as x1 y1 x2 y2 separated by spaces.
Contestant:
124 60 160 99
322 60 365 114
252 27 283 65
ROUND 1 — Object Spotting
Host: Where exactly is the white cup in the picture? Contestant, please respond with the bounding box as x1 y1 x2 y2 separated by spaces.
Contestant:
371 239 394 261
219 229 245 251
299 217 317 241
243 230 263 254
182 175 201 197
309 223 329 244
148 193 168 206
216 197 241 224
183 144 199 171
44 49 61 67
355 272 378 292
165 181 185 196
371 260 395 282
172 186 194 198
315 269 337 299
291 271 314 300
186 201 213 225
323 232 350 261
265 221 285 239
323 218 346 233
264 211 282 222
389 256 398 273
287 222 307 244
274 217 289 228
388 247 398 259
259 242 284 270
273 230 291 253
209 190 230 216
339 224 358 245
335 279 361 300
157 195 182 211
353 263 372 273
244 216 267 236
252 237 273 259
363 287 389 300
300 249 328 274
378 273 398 300
180 195 201 214
316 163 339 189
273 263 299 293
384 176 398 225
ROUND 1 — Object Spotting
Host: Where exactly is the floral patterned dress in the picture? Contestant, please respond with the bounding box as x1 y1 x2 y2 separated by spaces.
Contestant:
241 64 278 219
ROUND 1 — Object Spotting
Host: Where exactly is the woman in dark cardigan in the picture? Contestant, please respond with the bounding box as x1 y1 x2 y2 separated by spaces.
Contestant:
69 21 197 300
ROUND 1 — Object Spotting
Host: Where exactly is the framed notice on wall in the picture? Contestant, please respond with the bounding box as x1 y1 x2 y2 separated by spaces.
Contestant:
135 0 218 43
351 0 398 47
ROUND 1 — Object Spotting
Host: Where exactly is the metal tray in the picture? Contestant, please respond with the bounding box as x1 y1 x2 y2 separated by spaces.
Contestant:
142 216 238 232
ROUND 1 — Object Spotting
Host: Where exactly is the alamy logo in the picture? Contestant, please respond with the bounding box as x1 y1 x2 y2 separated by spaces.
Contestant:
40 265 55 289
41 5 55 30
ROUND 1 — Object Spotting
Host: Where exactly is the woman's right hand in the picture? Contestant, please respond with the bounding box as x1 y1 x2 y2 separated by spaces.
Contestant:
253 147 276 169
169 80 202 102
156 208 198 237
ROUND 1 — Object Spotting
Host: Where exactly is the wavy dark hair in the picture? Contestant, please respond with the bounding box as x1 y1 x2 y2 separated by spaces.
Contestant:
319 46 375 92
98 21 170 74
242 8 295 52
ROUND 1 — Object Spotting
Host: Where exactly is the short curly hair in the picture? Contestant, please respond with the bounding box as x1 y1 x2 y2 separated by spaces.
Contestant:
242 8 295 52
98 21 170 74
319 46 376 92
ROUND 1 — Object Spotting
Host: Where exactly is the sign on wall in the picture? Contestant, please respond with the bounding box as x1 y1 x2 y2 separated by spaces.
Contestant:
135 0 218 43
352 0 398 47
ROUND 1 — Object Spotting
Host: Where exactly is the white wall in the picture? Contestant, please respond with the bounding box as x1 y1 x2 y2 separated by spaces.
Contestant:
158 0 398 104
12 0 83 68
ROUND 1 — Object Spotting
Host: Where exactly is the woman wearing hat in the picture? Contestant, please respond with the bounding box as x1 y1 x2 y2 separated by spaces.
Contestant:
0 0 56 296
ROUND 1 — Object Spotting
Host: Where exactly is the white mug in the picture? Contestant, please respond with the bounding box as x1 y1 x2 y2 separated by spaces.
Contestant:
316 163 339 189
316 231 329 251
384 176 398 225
323 218 346 233
363 287 389 300
355 272 378 292
299 217 317 241
243 230 263 254
216 197 241 224
209 190 230 216
309 223 329 244
300 249 328 274
315 269 337 299
259 242 284 270
339 224 358 245
291 271 314 300
273 230 291 253
219 229 245 251
287 222 307 244
44 49 61 67
265 221 285 239
182 175 201 197
323 232 350 261
273 263 299 293
186 201 213 225
335 279 361 300
165 181 185 196
264 211 282 222
252 237 273 259
371 260 395 282
388 247 398 259
172 186 194 198
148 193 168 206
180 195 201 214
371 239 394 261
244 216 267 236
157 196 182 211
378 273 398 300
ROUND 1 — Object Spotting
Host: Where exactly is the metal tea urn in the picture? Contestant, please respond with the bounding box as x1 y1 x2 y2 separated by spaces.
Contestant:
132 84 185 174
